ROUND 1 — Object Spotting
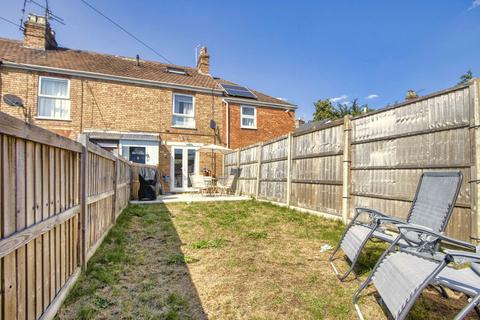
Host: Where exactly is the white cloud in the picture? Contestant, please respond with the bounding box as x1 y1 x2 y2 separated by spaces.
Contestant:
329 95 348 103
468 0 480 10
365 94 379 100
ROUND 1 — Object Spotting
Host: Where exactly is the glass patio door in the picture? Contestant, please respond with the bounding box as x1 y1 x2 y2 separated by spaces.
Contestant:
171 147 199 192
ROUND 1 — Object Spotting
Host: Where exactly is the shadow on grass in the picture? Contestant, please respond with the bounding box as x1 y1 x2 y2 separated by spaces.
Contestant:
57 204 207 320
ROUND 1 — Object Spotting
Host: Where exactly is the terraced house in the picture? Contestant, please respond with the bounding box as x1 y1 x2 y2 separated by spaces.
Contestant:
0 14 296 192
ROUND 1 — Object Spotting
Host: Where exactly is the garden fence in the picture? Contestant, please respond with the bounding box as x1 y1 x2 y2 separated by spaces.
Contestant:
0 111 131 320
225 79 480 243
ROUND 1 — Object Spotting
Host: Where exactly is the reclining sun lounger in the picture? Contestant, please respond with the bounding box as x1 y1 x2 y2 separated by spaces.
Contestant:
354 224 480 320
329 171 463 281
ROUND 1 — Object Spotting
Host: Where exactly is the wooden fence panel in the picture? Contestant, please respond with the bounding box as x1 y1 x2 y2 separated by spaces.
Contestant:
351 85 473 241
223 151 237 175
85 143 116 261
116 159 131 215
0 111 132 320
259 137 288 202
290 121 344 215
0 129 81 320
237 145 259 196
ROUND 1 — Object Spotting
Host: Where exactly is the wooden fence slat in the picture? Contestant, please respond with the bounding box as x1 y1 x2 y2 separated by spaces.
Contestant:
34 143 43 318
16 138 26 320
26 141 36 320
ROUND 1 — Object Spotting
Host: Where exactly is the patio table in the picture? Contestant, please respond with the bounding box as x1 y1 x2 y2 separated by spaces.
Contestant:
202 176 217 196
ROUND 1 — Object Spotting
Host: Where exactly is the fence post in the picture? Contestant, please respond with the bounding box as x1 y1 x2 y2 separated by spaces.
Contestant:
112 158 118 224
235 149 241 195
471 79 480 242
286 133 293 206
342 115 352 224
255 143 262 198
79 134 89 269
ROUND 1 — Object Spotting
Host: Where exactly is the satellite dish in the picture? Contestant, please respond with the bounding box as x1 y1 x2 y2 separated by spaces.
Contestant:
210 119 216 129
3 94 24 108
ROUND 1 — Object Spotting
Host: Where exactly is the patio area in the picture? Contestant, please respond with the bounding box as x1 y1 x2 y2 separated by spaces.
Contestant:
57 200 473 319
130 193 250 204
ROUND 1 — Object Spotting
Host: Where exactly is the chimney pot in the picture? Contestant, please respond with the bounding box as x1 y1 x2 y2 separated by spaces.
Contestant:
23 13 57 50
196 46 210 74
405 89 418 100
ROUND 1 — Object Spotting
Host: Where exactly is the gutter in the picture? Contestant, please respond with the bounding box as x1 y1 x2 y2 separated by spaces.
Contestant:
223 97 297 110
1 61 225 95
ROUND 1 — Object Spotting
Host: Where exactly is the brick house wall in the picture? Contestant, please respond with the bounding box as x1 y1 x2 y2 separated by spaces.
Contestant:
0 66 225 192
0 68 224 140
224 102 295 149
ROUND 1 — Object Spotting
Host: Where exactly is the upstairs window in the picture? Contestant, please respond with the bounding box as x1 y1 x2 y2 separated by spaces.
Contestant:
172 93 195 128
37 77 71 120
241 105 256 129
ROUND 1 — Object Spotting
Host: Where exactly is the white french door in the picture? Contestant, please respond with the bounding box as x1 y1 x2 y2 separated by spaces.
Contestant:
170 146 199 192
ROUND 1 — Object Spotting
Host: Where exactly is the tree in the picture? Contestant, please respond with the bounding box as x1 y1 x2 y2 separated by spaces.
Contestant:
313 98 370 121
313 99 337 121
458 70 473 85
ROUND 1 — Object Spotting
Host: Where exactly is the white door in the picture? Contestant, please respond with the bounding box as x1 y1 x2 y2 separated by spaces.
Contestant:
170 147 199 192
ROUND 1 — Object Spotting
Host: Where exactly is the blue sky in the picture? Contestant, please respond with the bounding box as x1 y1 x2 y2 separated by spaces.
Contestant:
1 1 479 120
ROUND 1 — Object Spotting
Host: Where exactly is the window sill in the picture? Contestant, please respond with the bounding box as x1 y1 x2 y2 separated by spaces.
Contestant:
171 125 197 130
241 126 257 130
35 117 72 122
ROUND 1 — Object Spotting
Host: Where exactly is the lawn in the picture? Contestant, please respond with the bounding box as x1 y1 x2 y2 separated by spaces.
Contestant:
56 200 473 319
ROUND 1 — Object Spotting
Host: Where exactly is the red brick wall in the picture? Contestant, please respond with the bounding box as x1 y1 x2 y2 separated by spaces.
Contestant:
224 103 295 149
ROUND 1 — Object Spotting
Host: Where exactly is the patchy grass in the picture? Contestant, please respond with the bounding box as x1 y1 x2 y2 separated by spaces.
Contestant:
246 231 268 240
57 204 206 319
190 238 227 249
57 200 476 319
168 253 198 264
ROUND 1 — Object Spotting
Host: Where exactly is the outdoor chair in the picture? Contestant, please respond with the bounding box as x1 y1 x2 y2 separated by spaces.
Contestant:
329 171 463 281
190 174 213 196
216 174 236 195
353 224 480 320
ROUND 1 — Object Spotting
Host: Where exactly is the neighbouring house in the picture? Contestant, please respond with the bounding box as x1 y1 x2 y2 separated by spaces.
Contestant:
0 14 296 192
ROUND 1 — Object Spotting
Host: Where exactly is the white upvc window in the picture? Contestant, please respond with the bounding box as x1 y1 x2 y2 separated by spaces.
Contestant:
241 105 256 129
172 93 195 128
37 76 71 120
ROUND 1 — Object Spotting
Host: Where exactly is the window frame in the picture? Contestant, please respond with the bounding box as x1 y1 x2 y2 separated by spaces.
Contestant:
36 76 71 120
240 105 257 129
171 93 196 129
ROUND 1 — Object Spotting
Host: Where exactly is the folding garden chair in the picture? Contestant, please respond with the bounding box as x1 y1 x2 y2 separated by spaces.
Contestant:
216 174 236 195
190 174 214 196
353 224 480 320
329 171 463 281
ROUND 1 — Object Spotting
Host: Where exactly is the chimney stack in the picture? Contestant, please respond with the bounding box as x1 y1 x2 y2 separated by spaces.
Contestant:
23 13 57 50
196 47 210 74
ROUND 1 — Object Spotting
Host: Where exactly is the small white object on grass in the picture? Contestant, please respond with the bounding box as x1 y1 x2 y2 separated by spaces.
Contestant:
319 244 333 253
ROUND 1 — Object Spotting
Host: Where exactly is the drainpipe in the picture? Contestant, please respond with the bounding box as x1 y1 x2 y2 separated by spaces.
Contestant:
223 99 230 148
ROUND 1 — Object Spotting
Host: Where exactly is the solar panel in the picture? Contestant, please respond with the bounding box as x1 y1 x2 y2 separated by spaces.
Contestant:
221 84 257 99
